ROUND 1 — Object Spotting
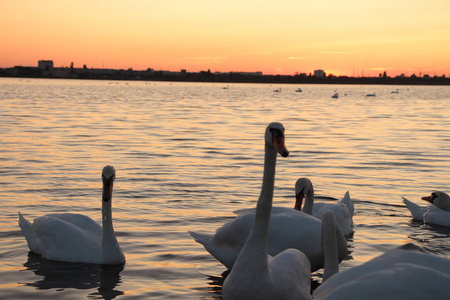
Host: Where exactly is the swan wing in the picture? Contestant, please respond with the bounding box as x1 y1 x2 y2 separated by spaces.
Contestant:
189 230 239 268
422 206 450 227
314 244 450 299
340 191 354 217
18 213 42 254
192 210 345 271
313 203 353 236
402 197 427 221
232 211 327 271
189 214 255 269
191 211 325 270
42 213 103 234
316 263 450 300
233 207 254 216
21 213 102 263
268 249 311 300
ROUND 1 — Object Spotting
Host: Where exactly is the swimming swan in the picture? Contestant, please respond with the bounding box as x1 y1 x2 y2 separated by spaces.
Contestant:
403 191 450 227
235 178 354 236
18 165 125 265
313 243 450 300
189 127 347 272
222 122 310 300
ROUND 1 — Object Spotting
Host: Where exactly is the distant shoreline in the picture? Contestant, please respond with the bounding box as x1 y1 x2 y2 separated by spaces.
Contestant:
1 66 450 85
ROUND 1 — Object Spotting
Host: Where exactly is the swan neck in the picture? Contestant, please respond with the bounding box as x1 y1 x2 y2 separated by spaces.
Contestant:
235 143 277 271
102 200 116 243
322 211 340 281
253 143 277 240
101 194 122 263
302 188 314 215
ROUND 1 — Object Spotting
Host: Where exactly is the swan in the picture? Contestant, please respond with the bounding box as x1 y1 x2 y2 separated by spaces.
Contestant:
222 122 311 300
403 191 450 227
296 178 354 236
313 243 450 300
331 93 339 99
18 165 125 265
223 210 342 300
235 178 354 236
189 134 347 273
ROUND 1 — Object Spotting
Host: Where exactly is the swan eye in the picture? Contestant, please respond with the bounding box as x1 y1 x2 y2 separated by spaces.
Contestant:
269 127 285 137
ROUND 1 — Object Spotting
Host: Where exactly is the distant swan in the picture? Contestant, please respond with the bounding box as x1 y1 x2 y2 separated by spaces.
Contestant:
190 177 347 272
234 178 354 236
18 165 125 264
365 93 376 97
403 191 450 227
332 92 339 99
313 243 450 299
273 88 281 92
222 122 317 300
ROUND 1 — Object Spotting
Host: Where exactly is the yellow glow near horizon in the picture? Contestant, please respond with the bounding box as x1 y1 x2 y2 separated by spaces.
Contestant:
1 0 450 76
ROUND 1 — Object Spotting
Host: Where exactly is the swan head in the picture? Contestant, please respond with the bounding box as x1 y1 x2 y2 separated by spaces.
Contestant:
265 122 289 157
422 191 450 211
102 165 116 203
294 178 314 211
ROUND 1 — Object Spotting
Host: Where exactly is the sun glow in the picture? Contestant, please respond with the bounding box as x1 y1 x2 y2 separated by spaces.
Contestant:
1 0 450 76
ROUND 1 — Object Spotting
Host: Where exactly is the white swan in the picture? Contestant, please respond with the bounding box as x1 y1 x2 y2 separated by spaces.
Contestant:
403 191 450 227
222 122 311 300
313 243 450 300
18 165 125 265
234 178 354 236
296 178 354 236
422 191 450 211
189 131 347 272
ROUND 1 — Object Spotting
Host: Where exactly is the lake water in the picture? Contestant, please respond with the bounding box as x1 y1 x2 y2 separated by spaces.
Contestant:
1 78 449 299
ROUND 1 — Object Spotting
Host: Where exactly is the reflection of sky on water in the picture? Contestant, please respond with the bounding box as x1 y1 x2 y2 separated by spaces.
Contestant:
1 80 449 299
22 252 124 300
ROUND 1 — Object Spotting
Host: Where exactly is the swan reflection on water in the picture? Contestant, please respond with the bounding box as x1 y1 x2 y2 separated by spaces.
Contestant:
21 252 124 300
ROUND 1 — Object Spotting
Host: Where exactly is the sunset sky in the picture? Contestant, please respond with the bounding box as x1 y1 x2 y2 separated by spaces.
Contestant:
1 0 450 76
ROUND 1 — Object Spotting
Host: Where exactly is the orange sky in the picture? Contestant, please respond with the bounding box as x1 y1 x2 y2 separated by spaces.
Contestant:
1 0 450 76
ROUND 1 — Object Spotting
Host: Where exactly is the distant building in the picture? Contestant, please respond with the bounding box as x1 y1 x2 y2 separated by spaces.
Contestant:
314 69 326 78
38 60 53 70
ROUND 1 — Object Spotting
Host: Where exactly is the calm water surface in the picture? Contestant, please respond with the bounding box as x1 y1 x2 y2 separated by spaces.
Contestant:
1 78 449 299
